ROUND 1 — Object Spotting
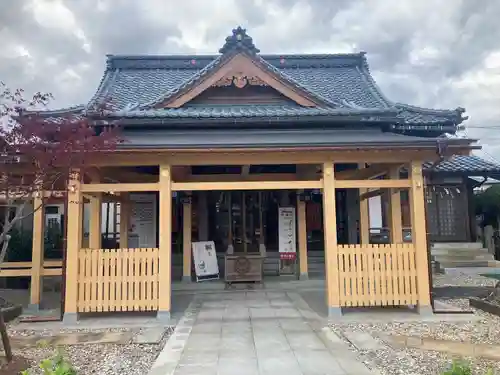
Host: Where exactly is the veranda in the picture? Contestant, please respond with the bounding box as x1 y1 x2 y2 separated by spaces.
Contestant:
0 146 455 322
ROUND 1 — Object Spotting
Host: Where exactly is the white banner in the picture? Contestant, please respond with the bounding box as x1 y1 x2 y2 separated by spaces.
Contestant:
278 207 297 260
192 241 220 280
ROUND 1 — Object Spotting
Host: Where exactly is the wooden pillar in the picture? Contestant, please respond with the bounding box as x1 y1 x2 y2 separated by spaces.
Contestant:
29 197 44 310
63 171 83 324
197 192 208 241
182 196 192 282
389 167 403 243
119 194 130 248
409 161 432 313
89 195 102 249
158 164 172 321
297 195 308 280
322 163 341 317
358 164 370 244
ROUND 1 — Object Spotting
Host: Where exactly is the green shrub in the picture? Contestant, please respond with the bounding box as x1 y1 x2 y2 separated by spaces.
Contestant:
21 352 77 375
442 360 494 375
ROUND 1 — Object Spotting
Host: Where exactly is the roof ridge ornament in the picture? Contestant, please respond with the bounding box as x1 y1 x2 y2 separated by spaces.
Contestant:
219 26 260 55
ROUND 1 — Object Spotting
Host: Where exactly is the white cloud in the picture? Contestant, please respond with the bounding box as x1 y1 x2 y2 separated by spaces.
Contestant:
2 0 500 158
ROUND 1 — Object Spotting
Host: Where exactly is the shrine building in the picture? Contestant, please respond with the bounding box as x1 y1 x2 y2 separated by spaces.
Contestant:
12 27 483 323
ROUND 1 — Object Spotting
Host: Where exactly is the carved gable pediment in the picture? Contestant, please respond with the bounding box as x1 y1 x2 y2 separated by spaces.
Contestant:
154 27 322 109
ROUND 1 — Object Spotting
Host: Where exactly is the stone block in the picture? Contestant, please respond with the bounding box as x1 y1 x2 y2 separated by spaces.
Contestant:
343 331 384 351
133 328 166 344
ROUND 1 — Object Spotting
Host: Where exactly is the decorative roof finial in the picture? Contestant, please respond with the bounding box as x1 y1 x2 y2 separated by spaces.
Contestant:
219 26 260 55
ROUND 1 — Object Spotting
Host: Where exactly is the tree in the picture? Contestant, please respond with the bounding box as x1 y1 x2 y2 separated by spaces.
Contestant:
475 184 500 228
0 82 120 362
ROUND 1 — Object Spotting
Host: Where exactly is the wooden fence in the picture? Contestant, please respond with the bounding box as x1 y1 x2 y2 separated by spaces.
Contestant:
0 260 63 277
77 248 159 313
337 244 418 307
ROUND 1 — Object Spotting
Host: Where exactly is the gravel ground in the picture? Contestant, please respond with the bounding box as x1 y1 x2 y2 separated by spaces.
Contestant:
329 273 500 375
433 270 499 288
4 326 174 375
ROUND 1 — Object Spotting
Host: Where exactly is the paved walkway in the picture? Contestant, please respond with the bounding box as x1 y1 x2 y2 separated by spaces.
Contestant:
150 291 376 375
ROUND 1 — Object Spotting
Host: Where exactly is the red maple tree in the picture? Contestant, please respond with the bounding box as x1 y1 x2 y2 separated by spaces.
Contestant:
0 82 120 361
0 82 121 259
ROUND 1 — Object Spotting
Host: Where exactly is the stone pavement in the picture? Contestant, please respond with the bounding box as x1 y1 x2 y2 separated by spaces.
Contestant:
149 291 377 375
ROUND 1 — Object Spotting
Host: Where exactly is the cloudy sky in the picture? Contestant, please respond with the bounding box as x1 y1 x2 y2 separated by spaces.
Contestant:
1 0 500 159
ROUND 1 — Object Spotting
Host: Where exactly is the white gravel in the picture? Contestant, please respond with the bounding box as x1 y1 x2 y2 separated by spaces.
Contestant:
329 272 500 375
6 326 174 374
433 270 499 288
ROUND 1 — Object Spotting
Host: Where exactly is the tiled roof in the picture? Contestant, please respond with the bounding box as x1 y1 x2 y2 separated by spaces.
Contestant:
81 27 466 129
424 155 500 174
34 26 464 132
109 104 394 120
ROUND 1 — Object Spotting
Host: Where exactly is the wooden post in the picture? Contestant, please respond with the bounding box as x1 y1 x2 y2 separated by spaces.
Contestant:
358 164 370 244
409 161 432 314
182 196 192 282
63 171 83 324
158 164 172 322
89 195 102 249
119 194 129 248
242 192 247 254
389 167 403 243
29 197 44 310
297 195 308 280
322 163 341 317
197 191 208 241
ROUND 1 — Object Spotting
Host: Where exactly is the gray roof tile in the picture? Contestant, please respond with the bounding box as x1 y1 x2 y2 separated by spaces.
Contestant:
46 27 467 129
424 155 500 174
110 104 392 119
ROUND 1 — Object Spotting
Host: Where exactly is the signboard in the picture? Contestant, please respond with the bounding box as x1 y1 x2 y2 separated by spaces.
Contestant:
129 193 157 248
192 241 220 281
278 207 296 260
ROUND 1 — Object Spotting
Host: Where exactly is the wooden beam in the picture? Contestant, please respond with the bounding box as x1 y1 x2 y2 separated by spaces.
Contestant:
336 163 399 180
359 189 384 201
172 180 322 191
336 179 411 189
0 267 63 277
181 173 301 182
80 183 159 193
322 163 341 316
100 167 158 183
90 149 449 167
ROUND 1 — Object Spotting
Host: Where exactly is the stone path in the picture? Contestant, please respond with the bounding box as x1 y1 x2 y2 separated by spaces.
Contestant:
149 291 376 375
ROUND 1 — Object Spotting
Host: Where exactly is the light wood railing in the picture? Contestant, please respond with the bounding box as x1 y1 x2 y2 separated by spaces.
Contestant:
0 260 63 277
337 244 418 307
77 248 159 313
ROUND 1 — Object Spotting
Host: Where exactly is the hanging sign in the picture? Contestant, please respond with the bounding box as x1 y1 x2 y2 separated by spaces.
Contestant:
278 207 297 260
192 241 220 281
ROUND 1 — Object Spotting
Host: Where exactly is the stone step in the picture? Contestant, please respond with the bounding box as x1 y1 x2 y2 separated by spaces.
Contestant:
431 242 483 250
440 260 491 268
434 253 495 262
431 249 491 257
